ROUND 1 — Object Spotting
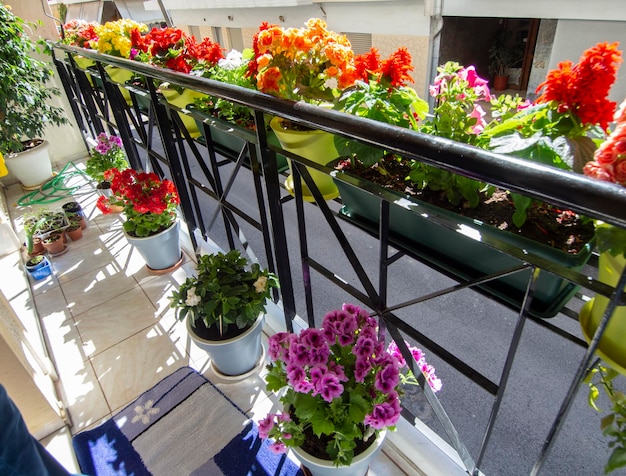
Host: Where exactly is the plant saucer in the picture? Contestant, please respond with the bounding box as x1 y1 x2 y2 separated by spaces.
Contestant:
49 245 68 257
209 344 266 382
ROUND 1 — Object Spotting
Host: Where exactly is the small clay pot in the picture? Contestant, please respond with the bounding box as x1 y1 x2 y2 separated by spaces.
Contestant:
42 233 65 255
28 237 45 256
67 225 83 241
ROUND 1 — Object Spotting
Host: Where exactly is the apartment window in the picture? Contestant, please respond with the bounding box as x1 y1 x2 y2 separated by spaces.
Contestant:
227 28 245 52
343 32 372 55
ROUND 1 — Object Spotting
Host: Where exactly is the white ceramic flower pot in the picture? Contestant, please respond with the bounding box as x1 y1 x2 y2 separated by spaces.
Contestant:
290 429 387 476
186 313 264 376
4 139 53 188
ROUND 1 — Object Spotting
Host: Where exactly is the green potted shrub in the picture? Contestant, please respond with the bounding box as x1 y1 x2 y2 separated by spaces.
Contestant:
169 250 279 376
0 4 68 188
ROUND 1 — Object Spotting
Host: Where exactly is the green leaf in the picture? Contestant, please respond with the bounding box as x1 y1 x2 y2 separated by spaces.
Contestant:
606 447 626 473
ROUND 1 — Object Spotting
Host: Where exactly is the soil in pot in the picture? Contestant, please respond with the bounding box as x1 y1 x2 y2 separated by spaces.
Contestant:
42 233 65 255
290 409 376 461
189 319 252 341
336 157 595 255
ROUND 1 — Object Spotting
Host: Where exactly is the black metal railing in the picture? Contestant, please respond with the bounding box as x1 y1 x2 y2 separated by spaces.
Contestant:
52 43 626 475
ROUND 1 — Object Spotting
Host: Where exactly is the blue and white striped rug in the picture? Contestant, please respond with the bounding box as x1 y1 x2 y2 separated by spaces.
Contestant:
72 366 302 476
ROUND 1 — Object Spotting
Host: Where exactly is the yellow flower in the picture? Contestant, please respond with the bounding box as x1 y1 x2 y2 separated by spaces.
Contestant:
93 19 147 58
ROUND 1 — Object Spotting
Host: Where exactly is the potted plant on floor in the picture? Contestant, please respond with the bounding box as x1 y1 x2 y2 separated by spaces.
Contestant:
96 167 182 271
0 4 68 188
85 133 129 194
25 254 52 281
169 250 279 376
258 303 441 475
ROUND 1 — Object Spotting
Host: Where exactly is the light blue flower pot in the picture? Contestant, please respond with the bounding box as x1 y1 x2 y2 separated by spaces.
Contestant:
125 219 181 271
187 313 264 377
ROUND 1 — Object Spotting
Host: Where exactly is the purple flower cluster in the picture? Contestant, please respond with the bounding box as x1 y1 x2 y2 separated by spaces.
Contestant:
261 303 446 462
94 132 123 156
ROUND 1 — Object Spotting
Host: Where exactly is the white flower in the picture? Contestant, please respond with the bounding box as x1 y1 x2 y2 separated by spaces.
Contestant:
324 77 338 89
218 49 244 70
185 286 201 306
253 276 268 293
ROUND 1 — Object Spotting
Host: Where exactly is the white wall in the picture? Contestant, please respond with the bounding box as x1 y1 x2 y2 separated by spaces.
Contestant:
146 0 430 35
550 20 626 104
6 0 89 180
443 0 626 22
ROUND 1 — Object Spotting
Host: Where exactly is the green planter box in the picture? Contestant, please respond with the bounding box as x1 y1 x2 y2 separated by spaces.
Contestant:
190 107 287 173
334 172 594 318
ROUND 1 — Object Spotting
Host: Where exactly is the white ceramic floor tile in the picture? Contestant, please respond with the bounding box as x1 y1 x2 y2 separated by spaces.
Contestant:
90 324 191 412
58 362 110 432
74 286 158 357
40 426 82 474
62 265 140 316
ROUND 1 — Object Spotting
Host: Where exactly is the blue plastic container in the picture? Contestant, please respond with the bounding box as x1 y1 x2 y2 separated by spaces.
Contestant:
26 257 52 281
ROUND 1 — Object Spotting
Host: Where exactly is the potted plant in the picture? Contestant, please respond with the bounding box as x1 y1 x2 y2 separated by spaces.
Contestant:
65 214 83 241
42 232 65 255
0 4 68 188
586 363 626 474
258 303 441 475
169 250 279 376
251 19 358 201
488 44 513 91
579 99 626 375
333 44 621 317
25 254 52 281
23 212 47 255
96 167 182 271
131 26 223 138
85 133 129 193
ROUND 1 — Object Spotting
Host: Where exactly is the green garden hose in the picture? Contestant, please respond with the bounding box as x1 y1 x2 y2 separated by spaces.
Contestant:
17 162 95 207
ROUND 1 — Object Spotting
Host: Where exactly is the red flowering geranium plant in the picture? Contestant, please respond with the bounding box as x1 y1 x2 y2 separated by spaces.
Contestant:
96 168 180 237
131 27 223 73
259 303 441 467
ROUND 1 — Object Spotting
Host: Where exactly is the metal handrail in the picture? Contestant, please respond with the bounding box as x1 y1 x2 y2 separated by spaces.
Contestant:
52 43 626 475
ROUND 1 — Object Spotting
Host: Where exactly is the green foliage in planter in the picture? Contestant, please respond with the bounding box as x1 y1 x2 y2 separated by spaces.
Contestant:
193 48 256 129
170 250 279 336
587 364 626 473
0 4 68 155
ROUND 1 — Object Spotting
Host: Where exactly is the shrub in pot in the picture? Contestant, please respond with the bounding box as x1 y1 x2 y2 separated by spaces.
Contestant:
169 250 279 376
0 4 68 187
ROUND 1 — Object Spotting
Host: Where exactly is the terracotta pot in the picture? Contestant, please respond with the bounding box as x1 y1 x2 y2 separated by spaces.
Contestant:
42 234 65 255
28 237 44 256
67 226 83 241
493 75 509 91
